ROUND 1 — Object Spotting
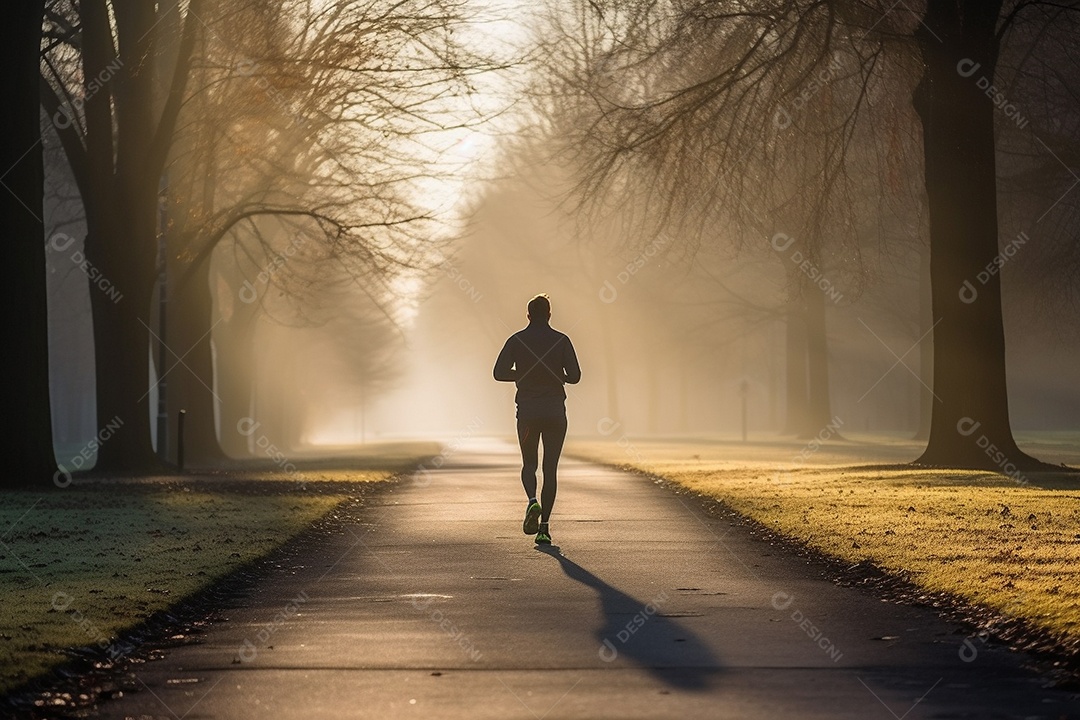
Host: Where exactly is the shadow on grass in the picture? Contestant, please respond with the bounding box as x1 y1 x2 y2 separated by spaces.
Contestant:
829 463 1080 490
536 544 721 691
58 441 444 482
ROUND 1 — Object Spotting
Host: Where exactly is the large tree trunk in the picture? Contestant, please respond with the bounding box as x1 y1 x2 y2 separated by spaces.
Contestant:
40 1 198 474
914 241 933 440
85 208 163 473
5 0 57 486
84 2 172 474
913 0 1040 469
167 259 226 465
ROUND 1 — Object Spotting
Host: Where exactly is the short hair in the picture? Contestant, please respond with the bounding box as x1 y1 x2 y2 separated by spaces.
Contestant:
527 293 551 318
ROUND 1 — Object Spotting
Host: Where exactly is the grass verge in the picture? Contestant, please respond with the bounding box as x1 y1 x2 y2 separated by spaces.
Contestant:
568 436 1080 654
0 448 432 696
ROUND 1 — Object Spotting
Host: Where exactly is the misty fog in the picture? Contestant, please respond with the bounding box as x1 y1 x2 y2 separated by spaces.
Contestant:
38 0 1080 470
46 148 1080 462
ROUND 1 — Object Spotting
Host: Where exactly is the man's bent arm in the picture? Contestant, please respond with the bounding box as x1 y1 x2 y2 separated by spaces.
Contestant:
493 339 517 382
562 337 581 384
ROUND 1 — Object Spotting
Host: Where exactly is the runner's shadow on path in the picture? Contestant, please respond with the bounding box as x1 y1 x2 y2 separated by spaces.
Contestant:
537 545 721 690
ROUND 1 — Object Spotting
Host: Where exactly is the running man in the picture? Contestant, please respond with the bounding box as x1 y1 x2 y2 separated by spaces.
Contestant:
493 294 581 545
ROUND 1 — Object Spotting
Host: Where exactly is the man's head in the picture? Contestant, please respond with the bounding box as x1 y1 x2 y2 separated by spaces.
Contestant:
527 293 551 324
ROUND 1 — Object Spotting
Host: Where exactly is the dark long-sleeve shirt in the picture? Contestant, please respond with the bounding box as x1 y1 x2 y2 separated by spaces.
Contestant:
493 322 581 419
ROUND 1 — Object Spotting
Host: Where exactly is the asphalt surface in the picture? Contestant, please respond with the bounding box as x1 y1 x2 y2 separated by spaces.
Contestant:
89 439 1080 719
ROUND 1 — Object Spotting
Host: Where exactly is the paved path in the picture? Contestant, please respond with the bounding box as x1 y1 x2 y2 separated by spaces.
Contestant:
92 440 1079 719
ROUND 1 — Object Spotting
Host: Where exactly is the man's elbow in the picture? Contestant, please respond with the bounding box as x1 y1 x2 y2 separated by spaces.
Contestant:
565 372 581 385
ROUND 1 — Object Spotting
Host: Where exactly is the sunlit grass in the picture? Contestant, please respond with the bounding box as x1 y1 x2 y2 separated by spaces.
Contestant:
569 436 1080 645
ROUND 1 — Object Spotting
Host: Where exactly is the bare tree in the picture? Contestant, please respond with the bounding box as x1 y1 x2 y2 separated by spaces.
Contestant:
538 0 1080 470
161 0 490 463
909 0 1080 468
40 0 493 471
41 0 203 473
532 1 897 436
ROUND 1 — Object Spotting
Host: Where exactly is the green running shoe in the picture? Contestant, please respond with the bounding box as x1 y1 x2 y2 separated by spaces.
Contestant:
535 523 551 545
523 501 542 535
